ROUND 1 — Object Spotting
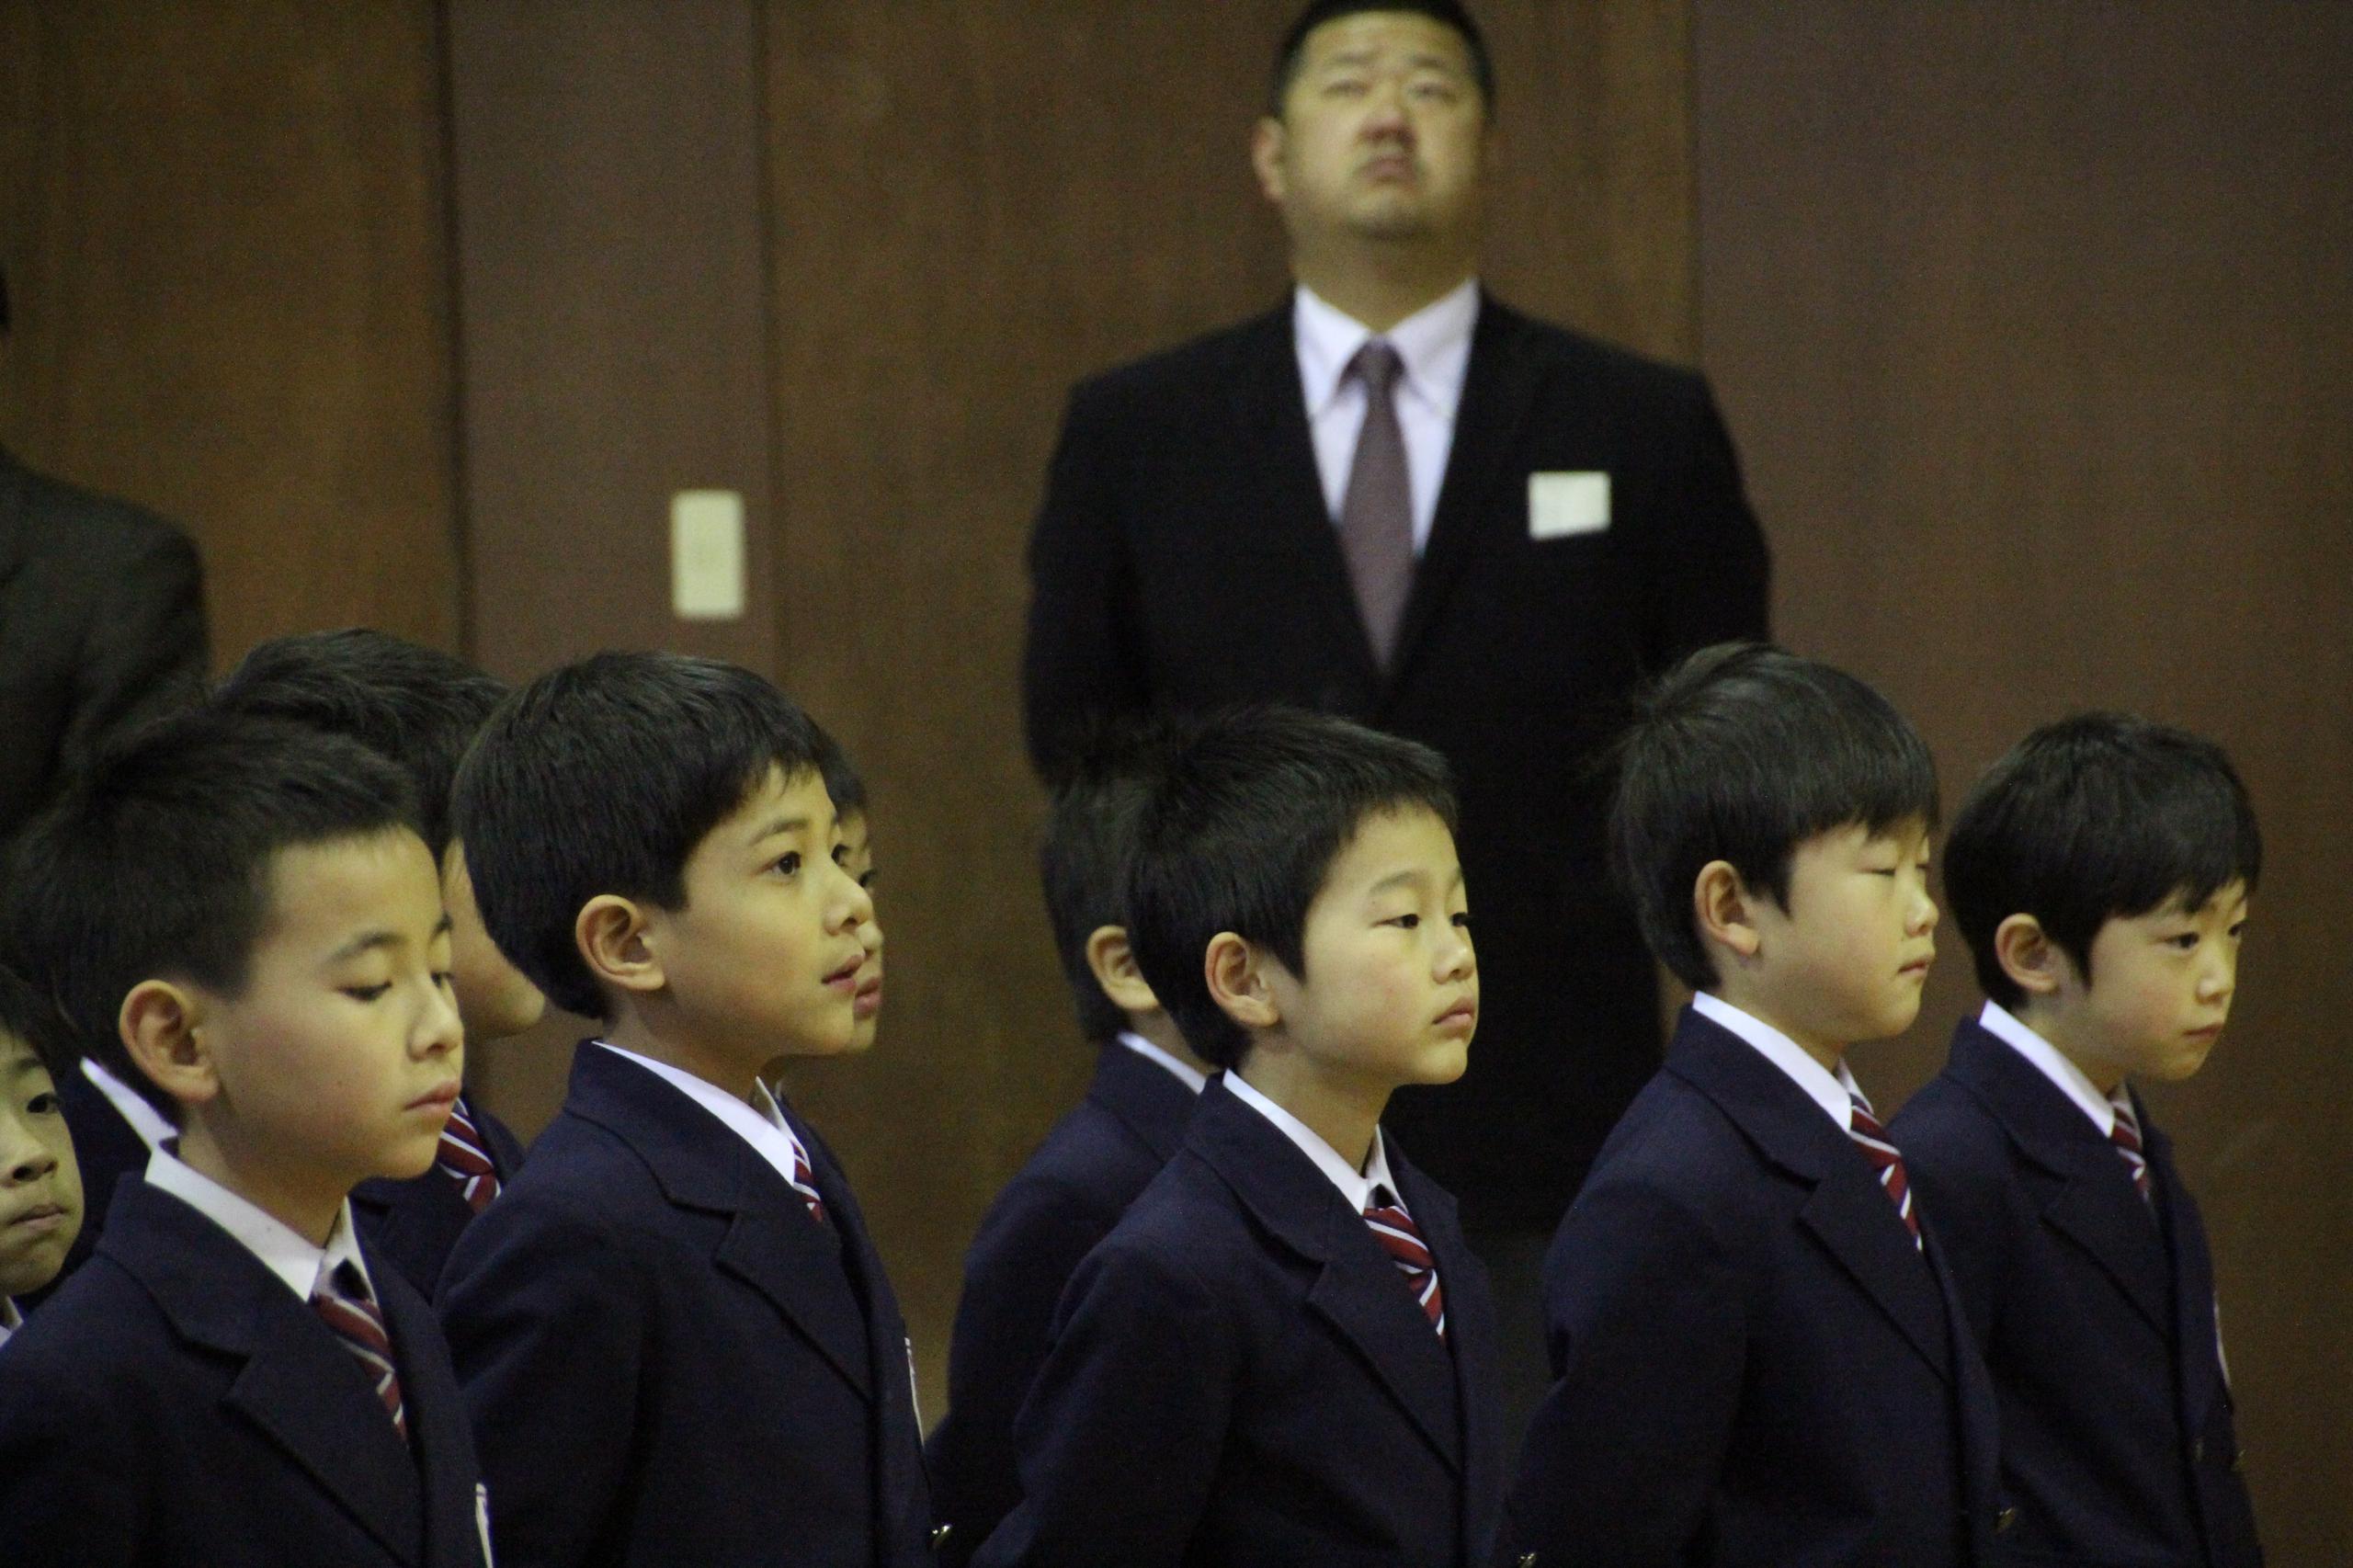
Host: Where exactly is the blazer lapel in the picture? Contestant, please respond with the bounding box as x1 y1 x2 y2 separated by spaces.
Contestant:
2147 1113 2228 1435
1396 1149 1499 1552
376 1271 478 1568
1193 1084 1462 1471
1385 295 1546 695
108 1185 425 1565
1086 1041 1202 1164
1667 1011 1951 1381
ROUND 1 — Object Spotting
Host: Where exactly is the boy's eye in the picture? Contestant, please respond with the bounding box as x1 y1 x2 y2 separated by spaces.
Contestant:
1387 913 1421 930
773 851 801 876
858 870 878 892
27 1090 59 1116
832 844 848 869
343 983 392 1003
2167 933 2200 951
433 969 457 991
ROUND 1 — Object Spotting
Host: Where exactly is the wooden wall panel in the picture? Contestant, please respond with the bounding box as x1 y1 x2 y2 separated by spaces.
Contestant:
1695 5 2353 1556
0 0 459 664
762 0 1699 1420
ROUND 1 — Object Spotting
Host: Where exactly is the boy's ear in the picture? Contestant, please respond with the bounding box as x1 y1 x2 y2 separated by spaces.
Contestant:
119 980 216 1109
1203 931 1279 1032
1251 116 1289 204
1993 914 2066 997
1084 925 1162 1017
1693 860 1763 961
577 894 665 997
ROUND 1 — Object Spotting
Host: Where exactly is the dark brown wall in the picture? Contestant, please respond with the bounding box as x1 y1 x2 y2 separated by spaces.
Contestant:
0 0 460 664
1696 5 2353 1559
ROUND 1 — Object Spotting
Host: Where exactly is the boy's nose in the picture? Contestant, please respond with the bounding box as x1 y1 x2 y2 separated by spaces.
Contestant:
418 983 465 1056
2 1126 57 1183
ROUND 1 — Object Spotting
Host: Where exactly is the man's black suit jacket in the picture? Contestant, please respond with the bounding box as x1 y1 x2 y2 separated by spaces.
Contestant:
1020 295 1769 1229
0 443 207 835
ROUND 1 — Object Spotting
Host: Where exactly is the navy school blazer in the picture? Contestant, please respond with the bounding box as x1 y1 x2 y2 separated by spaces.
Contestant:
972 1075 1506 1568
1893 1017 2263 1567
436 1041 933 1568
0 1176 489 1567
355 1094 525 1304
1504 1006 2001 1567
926 1040 1200 1566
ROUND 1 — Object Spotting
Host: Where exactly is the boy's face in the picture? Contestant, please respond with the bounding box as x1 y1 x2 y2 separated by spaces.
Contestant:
443 840 549 1040
653 766 880 1072
835 810 884 1046
1745 818 1939 1055
191 828 465 1194
2053 881 2248 1085
1262 804 1477 1092
0 1031 82 1300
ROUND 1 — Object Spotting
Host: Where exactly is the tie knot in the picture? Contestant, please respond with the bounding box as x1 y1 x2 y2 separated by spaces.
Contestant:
1350 339 1404 395
1847 1090 1883 1136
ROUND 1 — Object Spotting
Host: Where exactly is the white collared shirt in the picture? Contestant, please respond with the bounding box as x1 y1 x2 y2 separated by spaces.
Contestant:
594 1040 818 1198
1975 1000 2119 1138
0 1296 20 1347
1224 1070 1406 1215
142 1144 378 1306
82 1056 176 1153
1692 991 1870 1130
1294 278 1481 554
1118 1030 1209 1096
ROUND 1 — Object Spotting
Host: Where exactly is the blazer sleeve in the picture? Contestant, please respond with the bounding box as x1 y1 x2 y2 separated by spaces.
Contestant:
438 1194 644 1568
59 517 209 778
972 1233 1233 1568
1019 381 1151 778
1505 1176 1745 1567
0 1334 144 1564
1638 377 1771 667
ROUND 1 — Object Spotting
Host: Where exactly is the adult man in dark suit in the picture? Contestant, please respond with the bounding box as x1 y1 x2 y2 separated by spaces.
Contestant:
1017 0 1770 1411
0 261 210 836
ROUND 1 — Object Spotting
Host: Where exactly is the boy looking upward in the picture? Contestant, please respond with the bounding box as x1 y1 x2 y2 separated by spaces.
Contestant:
1505 642 1998 1567
928 721 1209 1564
975 707 1503 1568
0 962 80 1342
1893 714 2264 1565
0 710 487 1567
437 652 930 1568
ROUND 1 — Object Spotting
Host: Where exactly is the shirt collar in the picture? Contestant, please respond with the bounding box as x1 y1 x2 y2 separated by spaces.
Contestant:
1223 1070 1400 1213
1293 278 1481 421
1117 1030 1209 1095
595 1040 811 1191
1975 1000 2117 1136
81 1055 176 1152
141 1144 374 1304
0 1297 20 1344
1692 992 1866 1130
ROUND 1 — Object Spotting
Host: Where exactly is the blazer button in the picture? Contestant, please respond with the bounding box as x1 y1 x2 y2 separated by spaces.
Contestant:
2191 1437 2207 1464
931 1523 953 1549
1994 1506 2018 1535
1517 1555 1539 1566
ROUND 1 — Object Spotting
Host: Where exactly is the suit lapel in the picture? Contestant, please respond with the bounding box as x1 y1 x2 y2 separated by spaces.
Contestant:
107 1184 425 1565
376 1268 475 1568
1385 296 1545 695
1667 1011 1951 1381
2146 1113 2226 1436
1397 1148 1498 1555
1193 1083 1462 1471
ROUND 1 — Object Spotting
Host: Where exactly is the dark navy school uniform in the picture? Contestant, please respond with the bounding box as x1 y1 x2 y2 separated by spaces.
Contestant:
1893 1013 2263 1567
972 1076 1506 1568
926 1039 1200 1566
1504 1005 2001 1567
437 1041 934 1568
353 1094 525 1302
0 1177 491 1567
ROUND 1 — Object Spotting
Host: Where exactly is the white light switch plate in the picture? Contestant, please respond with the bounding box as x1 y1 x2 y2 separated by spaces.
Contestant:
671 489 745 619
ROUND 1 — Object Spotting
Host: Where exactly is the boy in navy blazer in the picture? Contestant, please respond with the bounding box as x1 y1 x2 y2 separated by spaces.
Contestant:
1505 643 1999 1567
0 710 488 1566
976 707 1504 1568
1893 714 2265 1565
436 652 931 1568
211 630 545 1300
927 722 1211 1563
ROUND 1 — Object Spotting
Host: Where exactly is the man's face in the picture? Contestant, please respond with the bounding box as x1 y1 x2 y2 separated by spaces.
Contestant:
0 1031 82 1300
1254 11 1489 254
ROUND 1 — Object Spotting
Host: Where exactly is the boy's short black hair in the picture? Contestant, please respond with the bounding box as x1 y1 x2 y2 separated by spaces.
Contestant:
451 651 839 1021
0 962 74 1081
1944 712 2261 1009
3 710 418 1124
1126 707 1456 1071
1612 642 1940 991
823 747 869 818
211 628 507 862
1040 718 1188 1044
1272 1 1495 117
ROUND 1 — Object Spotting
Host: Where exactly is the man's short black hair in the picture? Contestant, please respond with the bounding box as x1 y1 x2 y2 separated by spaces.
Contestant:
3 710 418 1124
1126 707 1457 1071
211 628 507 862
1944 712 2261 1009
451 651 839 1021
0 961 75 1081
1611 642 1940 991
1040 718 1188 1044
1272 1 1495 117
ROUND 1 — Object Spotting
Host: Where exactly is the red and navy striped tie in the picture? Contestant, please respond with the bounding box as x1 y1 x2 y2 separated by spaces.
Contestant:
1364 1187 1445 1337
436 1096 502 1214
2108 1090 2154 1205
1847 1092 1922 1251
313 1260 406 1439
787 1135 829 1228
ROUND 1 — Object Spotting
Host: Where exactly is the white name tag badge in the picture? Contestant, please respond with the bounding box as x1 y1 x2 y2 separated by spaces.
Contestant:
1529 471 1611 540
